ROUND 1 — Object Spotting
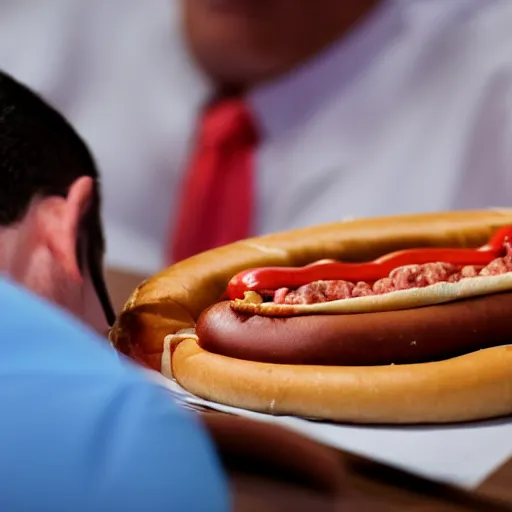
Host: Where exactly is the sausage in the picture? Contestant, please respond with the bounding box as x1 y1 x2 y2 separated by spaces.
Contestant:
196 292 512 366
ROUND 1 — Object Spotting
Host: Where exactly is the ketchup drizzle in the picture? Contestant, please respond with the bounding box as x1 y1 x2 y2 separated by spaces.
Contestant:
226 226 512 300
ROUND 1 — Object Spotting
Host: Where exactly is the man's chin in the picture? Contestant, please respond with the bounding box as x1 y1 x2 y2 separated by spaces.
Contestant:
197 0 268 17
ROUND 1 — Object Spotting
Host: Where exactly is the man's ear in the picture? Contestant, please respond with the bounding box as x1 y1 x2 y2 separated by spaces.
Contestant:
37 176 95 283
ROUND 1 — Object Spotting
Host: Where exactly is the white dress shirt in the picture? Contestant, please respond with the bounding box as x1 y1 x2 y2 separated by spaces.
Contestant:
249 0 512 236
0 0 511 275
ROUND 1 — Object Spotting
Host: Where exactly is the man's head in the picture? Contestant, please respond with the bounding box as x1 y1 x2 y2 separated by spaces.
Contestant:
180 0 380 91
0 71 113 334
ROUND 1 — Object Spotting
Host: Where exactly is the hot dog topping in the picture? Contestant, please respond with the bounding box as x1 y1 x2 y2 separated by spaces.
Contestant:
227 226 512 301
273 248 512 304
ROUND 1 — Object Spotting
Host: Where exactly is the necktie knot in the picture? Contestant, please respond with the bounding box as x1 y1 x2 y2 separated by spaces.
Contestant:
200 99 258 148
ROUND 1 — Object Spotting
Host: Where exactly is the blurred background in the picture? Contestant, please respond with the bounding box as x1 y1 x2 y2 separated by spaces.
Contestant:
1 0 511 310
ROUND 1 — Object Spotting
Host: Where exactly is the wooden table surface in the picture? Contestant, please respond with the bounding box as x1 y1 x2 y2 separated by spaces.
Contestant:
478 459 512 505
203 404 512 511
228 435 512 511
107 267 512 511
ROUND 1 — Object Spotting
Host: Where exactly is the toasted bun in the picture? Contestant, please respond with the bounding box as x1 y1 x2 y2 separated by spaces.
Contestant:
110 209 512 370
169 338 512 424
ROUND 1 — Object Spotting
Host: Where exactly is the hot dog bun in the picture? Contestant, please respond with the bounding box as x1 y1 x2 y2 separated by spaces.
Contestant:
169 338 512 424
110 209 512 370
110 209 512 424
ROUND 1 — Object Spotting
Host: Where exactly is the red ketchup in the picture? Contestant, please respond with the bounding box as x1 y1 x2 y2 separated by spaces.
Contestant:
226 226 512 300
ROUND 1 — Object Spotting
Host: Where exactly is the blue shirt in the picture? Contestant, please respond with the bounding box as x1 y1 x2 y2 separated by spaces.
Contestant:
0 278 229 512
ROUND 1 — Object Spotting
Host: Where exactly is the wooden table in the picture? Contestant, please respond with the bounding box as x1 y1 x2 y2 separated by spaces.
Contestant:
228 435 512 511
478 460 512 505
107 267 512 510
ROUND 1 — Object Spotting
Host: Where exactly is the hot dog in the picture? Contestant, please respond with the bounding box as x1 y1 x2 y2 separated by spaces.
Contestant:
110 209 512 424
196 226 512 366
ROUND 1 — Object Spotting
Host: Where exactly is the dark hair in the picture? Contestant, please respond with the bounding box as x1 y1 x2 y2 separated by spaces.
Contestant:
0 70 104 254
0 71 115 325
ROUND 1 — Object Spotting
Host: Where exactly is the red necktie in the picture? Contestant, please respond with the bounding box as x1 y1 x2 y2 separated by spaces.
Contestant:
168 99 258 264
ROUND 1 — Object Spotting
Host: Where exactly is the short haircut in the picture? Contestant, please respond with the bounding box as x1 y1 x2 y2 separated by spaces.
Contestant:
0 70 104 256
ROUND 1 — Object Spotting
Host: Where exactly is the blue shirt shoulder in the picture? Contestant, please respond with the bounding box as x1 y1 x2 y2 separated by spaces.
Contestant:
0 278 229 512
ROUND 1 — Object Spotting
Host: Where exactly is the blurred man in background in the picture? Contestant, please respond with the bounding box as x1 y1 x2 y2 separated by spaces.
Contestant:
2 0 512 309
171 0 512 262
